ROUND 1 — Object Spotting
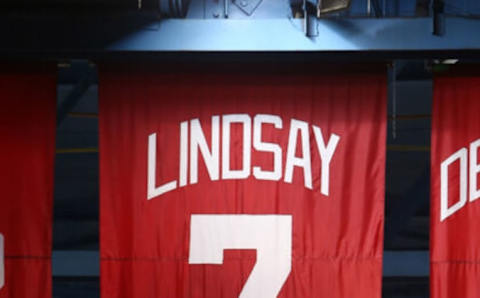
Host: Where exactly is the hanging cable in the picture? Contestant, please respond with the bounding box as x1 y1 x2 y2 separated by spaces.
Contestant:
433 0 445 35
392 62 397 140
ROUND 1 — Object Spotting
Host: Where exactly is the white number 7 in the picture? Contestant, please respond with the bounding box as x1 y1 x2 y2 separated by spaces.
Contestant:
189 215 292 298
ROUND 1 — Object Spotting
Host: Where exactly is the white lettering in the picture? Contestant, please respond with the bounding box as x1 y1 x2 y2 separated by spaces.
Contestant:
147 133 177 200
284 119 312 189
253 114 282 181
190 116 220 184
222 114 252 180
179 121 188 187
313 126 340 196
441 148 467 221
470 139 480 202
147 114 342 200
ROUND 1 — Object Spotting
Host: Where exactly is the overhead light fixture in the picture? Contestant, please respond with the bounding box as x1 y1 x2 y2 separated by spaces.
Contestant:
433 59 459 65
317 0 351 16
442 59 459 65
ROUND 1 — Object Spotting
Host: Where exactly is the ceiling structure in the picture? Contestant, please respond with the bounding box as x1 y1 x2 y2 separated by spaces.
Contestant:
1 0 480 56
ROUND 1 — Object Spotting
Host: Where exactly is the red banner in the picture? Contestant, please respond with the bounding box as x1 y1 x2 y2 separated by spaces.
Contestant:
0 66 55 298
100 64 386 298
431 73 480 298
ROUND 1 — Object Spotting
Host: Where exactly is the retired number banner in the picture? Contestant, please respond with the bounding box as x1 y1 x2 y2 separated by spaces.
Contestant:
0 66 55 298
100 64 386 298
431 71 480 298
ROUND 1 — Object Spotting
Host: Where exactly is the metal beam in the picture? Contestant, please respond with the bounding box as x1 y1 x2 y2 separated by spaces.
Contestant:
383 251 429 277
57 69 95 127
371 0 382 17
385 166 430 247
433 0 445 36
51 250 429 277
52 251 99 277
1 14 480 57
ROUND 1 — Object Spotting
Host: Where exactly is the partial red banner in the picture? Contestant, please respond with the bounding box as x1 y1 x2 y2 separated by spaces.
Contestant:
100 64 386 298
431 72 480 298
0 66 55 298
